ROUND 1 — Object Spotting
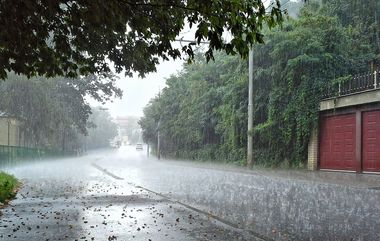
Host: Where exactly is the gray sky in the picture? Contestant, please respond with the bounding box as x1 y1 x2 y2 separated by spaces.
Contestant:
90 27 196 118
101 59 184 118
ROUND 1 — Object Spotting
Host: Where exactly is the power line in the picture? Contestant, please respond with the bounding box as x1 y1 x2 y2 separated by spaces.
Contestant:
174 38 209 44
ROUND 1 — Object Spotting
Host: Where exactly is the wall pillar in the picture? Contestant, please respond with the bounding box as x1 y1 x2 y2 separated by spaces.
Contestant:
307 128 319 171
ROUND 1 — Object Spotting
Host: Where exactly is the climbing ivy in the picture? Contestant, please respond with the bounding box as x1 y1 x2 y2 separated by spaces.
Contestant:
140 0 378 167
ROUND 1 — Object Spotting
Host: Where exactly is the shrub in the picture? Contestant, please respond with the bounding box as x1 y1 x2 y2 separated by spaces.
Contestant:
0 172 18 203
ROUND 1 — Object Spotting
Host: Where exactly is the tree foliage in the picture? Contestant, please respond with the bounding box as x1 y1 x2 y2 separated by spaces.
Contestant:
140 0 379 167
140 52 248 163
79 107 118 150
0 0 285 79
0 73 121 151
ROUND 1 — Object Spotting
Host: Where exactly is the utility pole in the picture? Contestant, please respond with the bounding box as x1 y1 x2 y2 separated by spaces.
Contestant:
247 49 254 168
7 119 10 147
175 38 255 166
156 119 161 160
7 119 10 161
157 129 160 160
157 88 161 160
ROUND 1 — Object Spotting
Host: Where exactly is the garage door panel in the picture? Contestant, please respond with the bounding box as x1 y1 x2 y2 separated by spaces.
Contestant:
363 111 380 172
320 114 356 171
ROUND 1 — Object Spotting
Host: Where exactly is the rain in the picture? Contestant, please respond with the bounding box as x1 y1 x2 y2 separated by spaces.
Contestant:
1 1 380 241
1 147 380 240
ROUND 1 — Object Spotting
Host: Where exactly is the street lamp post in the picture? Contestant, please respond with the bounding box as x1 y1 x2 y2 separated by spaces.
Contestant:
247 49 254 168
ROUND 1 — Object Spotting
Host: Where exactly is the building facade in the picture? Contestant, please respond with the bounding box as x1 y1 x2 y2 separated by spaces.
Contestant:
0 112 23 147
308 71 380 173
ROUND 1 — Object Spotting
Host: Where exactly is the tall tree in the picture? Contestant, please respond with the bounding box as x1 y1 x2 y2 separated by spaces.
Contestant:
139 52 249 163
0 73 121 151
79 107 118 150
0 0 285 79
140 0 379 167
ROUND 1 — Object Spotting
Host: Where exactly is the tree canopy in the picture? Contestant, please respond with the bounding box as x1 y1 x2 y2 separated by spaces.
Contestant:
0 73 121 151
79 107 118 150
0 0 285 79
139 0 379 167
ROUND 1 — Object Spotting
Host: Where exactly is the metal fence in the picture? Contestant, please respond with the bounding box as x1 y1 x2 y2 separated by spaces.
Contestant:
323 71 379 98
0 145 65 165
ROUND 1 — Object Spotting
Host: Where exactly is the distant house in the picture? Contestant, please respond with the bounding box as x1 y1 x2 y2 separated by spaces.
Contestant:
308 70 380 173
0 112 23 147
115 116 142 145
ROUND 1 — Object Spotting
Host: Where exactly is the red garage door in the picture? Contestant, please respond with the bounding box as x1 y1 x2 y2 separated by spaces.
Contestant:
363 110 380 172
319 114 357 171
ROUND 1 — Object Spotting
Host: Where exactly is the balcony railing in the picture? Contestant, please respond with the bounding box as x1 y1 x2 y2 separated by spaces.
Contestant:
323 71 379 99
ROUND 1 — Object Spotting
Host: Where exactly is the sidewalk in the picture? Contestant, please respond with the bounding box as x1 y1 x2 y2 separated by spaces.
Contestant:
160 158 380 189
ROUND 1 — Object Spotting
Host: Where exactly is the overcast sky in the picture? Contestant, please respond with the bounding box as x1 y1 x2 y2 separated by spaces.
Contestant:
100 59 184 118
88 27 195 118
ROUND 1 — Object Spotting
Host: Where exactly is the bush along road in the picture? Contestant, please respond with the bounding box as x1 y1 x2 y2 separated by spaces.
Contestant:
0 171 19 206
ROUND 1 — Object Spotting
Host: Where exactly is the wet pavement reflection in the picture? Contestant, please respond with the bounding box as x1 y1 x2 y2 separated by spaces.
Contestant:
95 146 380 241
0 151 260 241
1 146 380 240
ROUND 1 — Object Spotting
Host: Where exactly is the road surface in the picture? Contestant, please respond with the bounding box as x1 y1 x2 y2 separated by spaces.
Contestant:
1 146 380 240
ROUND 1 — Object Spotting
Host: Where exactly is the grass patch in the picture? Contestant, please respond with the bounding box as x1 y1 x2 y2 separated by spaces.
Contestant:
0 172 18 203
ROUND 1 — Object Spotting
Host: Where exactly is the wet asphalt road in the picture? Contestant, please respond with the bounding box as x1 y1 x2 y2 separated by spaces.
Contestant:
1 146 380 241
0 148 257 241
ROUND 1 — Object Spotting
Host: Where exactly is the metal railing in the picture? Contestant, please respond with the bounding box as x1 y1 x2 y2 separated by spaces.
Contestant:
0 145 65 166
323 71 379 98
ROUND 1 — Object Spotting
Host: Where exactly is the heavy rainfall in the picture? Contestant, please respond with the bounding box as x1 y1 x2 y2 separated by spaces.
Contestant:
0 1 379 241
